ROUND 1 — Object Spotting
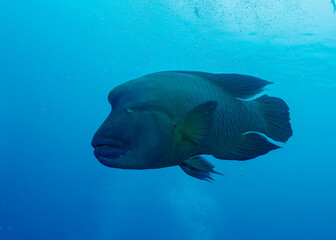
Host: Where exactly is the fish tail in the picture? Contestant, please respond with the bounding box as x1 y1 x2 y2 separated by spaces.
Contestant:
255 94 293 143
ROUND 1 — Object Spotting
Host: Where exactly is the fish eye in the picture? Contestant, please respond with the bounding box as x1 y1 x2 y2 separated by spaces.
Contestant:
126 106 134 113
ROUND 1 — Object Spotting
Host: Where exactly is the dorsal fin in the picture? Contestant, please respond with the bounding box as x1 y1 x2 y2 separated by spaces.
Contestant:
169 71 273 99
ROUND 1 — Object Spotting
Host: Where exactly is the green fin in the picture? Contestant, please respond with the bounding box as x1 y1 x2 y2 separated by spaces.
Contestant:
169 71 272 99
254 94 293 143
175 101 218 146
215 132 280 161
180 156 222 182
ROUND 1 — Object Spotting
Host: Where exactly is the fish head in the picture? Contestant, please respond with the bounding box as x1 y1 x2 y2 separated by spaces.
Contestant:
91 82 175 169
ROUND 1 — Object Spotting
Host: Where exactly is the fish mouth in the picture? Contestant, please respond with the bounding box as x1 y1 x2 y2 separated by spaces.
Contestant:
93 142 129 165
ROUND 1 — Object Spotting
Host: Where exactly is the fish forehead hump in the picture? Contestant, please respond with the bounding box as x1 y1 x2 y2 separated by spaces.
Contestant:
140 71 223 103
109 71 219 115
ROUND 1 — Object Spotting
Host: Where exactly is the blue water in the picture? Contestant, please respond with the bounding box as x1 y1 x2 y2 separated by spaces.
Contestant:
1 1 336 239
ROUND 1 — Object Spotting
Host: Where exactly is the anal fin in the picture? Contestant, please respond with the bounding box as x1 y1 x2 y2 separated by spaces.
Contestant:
216 132 280 161
180 156 222 182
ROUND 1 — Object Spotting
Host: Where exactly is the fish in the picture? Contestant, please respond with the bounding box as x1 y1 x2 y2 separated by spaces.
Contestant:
91 71 292 181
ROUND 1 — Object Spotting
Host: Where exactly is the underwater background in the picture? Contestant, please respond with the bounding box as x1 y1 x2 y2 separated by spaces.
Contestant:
1 0 336 239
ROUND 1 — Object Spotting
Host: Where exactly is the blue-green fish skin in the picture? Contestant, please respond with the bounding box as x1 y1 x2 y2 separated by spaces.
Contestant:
91 71 292 180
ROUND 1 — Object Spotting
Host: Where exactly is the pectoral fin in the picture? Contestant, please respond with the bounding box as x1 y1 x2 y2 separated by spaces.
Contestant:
175 101 218 146
180 156 222 182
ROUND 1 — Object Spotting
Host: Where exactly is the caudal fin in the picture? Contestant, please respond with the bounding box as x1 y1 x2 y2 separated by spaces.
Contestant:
255 94 293 143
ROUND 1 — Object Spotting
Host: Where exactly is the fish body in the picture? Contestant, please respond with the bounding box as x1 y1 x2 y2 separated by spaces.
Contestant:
92 71 292 181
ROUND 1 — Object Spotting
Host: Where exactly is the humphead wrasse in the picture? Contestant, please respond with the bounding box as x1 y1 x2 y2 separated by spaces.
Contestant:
91 71 292 181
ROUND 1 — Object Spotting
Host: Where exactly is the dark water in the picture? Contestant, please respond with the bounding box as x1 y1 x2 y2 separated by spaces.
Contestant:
1 1 336 239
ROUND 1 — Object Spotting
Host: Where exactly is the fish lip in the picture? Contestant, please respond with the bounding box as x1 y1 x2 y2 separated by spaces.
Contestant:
93 143 129 163
91 138 129 150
